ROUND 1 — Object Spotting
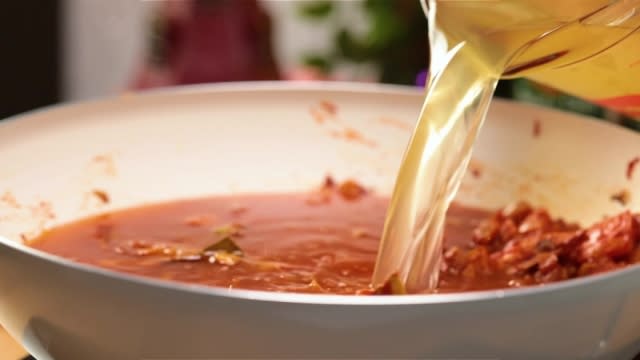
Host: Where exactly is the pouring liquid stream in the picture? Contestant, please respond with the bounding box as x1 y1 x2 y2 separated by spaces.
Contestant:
373 0 640 292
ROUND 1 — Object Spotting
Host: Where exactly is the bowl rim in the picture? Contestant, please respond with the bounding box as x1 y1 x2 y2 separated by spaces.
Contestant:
2 81 640 306
0 80 425 126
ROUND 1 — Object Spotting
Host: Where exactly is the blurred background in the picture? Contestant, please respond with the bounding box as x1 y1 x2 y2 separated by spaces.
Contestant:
1 0 638 131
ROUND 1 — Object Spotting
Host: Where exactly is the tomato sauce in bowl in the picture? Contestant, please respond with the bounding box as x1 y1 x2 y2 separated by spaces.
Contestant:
28 179 640 295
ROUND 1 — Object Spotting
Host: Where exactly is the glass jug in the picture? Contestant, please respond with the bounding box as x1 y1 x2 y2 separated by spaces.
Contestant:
373 0 640 292
425 0 640 118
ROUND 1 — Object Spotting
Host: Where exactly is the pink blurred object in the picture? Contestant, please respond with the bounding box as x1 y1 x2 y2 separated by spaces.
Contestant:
131 0 280 90
284 67 331 81
131 66 174 90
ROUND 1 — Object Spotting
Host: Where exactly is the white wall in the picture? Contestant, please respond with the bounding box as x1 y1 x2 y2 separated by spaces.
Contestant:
62 0 152 101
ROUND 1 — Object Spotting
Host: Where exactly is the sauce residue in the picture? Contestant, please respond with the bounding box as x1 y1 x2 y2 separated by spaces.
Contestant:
627 157 640 180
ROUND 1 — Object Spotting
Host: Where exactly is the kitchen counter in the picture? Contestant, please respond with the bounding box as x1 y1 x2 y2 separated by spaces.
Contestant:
0 327 27 360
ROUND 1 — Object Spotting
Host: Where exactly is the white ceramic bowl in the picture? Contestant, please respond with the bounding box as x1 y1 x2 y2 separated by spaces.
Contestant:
0 83 639 360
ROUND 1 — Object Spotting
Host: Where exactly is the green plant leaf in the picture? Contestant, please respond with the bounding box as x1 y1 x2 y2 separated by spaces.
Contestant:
336 29 373 63
302 54 334 73
364 0 390 12
203 237 243 256
373 273 407 295
298 1 334 19
367 11 405 50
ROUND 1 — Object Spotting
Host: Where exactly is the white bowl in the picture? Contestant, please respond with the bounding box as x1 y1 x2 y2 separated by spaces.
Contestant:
0 83 639 359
